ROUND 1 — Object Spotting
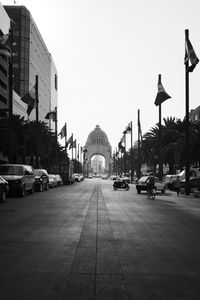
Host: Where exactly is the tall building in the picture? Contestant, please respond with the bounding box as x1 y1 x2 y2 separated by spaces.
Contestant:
4 5 58 123
189 106 200 123
0 3 10 114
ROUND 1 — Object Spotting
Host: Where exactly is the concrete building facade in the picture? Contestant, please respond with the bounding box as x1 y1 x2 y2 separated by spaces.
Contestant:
4 5 58 123
0 3 10 114
189 105 200 123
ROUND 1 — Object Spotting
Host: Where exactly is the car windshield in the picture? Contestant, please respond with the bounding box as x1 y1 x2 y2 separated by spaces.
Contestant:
0 165 23 175
139 176 148 182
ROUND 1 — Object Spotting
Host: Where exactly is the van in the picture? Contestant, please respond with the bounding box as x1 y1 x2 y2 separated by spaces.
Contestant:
0 164 35 197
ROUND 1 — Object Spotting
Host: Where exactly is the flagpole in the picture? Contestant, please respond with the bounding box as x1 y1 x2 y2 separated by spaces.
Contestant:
185 29 190 196
130 121 133 182
120 149 122 175
35 75 39 168
158 101 163 180
36 75 39 123
65 123 67 153
124 134 126 175
55 106 58 162
71 134 73 160
78 143 79 173
116 147 118 175
137 110 141 179
75 141 77 171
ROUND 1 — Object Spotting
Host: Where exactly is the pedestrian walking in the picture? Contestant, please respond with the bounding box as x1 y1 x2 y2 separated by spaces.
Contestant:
174 176 181 196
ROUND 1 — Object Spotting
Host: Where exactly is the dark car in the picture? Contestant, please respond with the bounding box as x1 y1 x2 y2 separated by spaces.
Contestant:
34 169 49 192
0 176 9 202
181 177 200 193
136 176 166 194
0 164 35 196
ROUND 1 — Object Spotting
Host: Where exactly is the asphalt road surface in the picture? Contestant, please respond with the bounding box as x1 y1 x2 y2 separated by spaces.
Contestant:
1 178 200 299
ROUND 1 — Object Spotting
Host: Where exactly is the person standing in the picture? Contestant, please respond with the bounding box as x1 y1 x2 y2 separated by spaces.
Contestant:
174 176 181 196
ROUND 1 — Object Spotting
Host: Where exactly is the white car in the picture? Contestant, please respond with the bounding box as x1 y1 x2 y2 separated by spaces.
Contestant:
48 174 58 188
73 173 81 182
110 175 117 180
136 176 166 194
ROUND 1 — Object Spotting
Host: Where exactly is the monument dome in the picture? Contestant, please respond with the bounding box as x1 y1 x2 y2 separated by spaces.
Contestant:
86 125 110 146
84 125 112 176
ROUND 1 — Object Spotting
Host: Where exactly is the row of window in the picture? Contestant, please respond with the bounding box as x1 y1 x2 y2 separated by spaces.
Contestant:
92 138 105 145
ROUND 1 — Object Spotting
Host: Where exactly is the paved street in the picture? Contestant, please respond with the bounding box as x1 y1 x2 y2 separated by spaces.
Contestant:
1 179 200 299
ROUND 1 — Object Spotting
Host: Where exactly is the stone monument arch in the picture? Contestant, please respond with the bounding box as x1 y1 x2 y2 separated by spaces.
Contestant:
84 125 112 176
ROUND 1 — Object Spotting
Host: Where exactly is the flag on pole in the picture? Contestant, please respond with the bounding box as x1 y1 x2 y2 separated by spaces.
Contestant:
120 135 125 145
185 34 199 72
123 122 132 134
154 74 171 106
118 141 125 152
69 139 76 150
45 108 57 121
66 134 73 147
118 135 125 152
58 124 66 139
21 85 37 116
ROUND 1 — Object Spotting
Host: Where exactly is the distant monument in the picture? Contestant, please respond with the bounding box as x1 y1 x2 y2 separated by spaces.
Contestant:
84 125 112 176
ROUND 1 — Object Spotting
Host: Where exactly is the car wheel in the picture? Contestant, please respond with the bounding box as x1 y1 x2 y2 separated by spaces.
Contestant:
137 189 141 194
30 184 35 194
39 184 43 192
161 188 165 193
20 186 25 197
1 191 6 202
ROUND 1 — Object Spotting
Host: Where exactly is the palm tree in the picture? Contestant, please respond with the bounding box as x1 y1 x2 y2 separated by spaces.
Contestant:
161 117 184 173
141 124 160 173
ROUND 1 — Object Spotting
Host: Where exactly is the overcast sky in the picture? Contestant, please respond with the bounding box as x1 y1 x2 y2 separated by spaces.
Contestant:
3 0 200 151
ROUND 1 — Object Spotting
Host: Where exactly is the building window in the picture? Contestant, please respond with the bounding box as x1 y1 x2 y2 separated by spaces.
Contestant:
55 74 57 90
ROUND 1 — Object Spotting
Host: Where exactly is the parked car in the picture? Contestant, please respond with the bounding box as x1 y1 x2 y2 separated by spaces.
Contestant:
34 169 49 192
0 176 9 202
79 174 84 181
74 173 81 182
55 174 63 186
0 164 35 196
48 174 58 188
136 176 166 194
110 175 117 180
69 174 75 184
101 174 108 180
181 177 200 193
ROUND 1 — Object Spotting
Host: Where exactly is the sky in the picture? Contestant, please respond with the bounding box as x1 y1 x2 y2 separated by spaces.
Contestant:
2 0 200 152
